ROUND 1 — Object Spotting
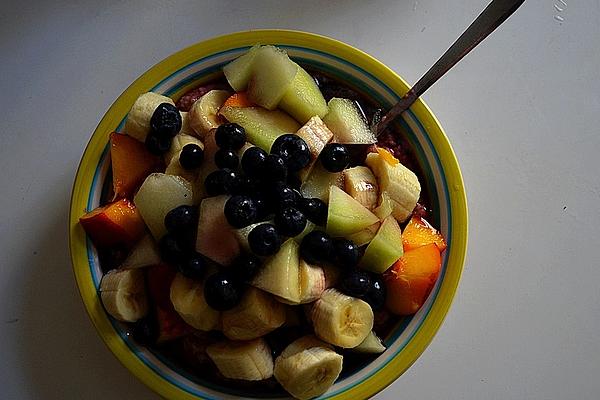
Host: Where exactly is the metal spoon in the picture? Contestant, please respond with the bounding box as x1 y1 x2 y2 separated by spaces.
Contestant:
375 0 526 135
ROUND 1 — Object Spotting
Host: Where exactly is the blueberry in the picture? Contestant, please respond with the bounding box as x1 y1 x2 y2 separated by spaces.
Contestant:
298 197 328 226
215 123 246 149
164 205 197 233
231 253 262 282
263 154 288 183
271 134 311 171
178 252 205 280
234 174 261 196
320 143 350 172
252 194 271 221
179 144 204 169
241 146 268 177
248 223 281 256
361 275 386 311
145 131 171 155
299 230 334 265
224 195 257 228
339 270 371 297
332 238 360 267
131 315 159 346
150 103 182 138
214 148 239 169
204 168 239 196
286 172 302 190
269 182 300 211
275 207 307 237
203 272 244 311
159 233 186 264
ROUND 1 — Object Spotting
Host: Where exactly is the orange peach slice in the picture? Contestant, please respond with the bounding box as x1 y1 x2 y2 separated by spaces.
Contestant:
79 198 145 248
402 216 447 252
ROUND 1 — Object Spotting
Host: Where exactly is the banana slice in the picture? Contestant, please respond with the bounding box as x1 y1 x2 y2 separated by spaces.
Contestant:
188 90 231 138
343 166 379 210
100 269 148 322
365 148 421 222
274 335 343 400
164 132 204 165
352 330 386 354
179 111 196 136
298 260 326 304
221 287 286 340
311 288 374 348
296 116 334 181
206 338 274 381
120 234 161 269
169 273 220 331
124 92 175 142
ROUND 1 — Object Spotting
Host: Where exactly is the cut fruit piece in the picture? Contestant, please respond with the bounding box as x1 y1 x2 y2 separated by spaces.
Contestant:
188 90 231 138
194 128 219 201
274 335 343 400
402 216 447 252
343 166 379 210
179 111 195 136
352 330 386 353
384 243 441 315
359 215 404 273
322 264 341 289
326 186 379 237
251 239 301 303
222 92 255 108
206 338 274 381
164 133 204 165
121 234 161 269
222 287 286 340
296 116 334 181
300 163 344 202
293 220 315 243
365 148 421 222
100 269 148 322
124 92 175 142
219 106 300 152
322 98 376 144
346 222 380 247
79 198 145 248
110 132 162 199
195 195 240 266
279 66 329 124
223 45 260 91
133 173 194 239
298 259 326 304
247 46 298 110
373 191 394 221
311 288 373 348
164 153 199 187
170 273 220 331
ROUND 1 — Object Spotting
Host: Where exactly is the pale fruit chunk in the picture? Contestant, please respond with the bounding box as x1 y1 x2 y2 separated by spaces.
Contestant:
346 222 380 247
298 259 326 303
322 98 376 144
359 215 404 273
296 116 334 181
165 154 199 189
170 273 220 331
221 287 286 340
223 45 260 91
133 173 194 239
300 164 344 201
352 331 386 353
219 106 300 152
188 90 231 138
124 92 175 143
247 46 298 110
194 128 219 201
343 166 379 210
373 191 394 221
179 111 195 136
279 66 329 124
206 338 274 381
326 186 379 237
121 234 161 269
196 195 240 265
100 269 148 322
164 133 203 165
252 239 301 303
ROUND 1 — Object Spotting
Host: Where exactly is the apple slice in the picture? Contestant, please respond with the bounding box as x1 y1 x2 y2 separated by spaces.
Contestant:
359 215 404 273
322 98 376 144
196 196 240 266
247 46 298 110
251 239 301 303
219 106 300 152
79 198 145 248
326 186 379 237
300 164 344 201
223 45 260 91
279 65 328 124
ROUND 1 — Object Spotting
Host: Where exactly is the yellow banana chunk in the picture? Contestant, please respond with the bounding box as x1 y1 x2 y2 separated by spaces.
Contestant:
296 116 334 181
343 166 379 210
365 148 421 222
169 273 220 331
120 234 161 269
222 287 286 340
274 335 343 400
298 260 326 304
179 111 196 136
188 90 231 138
311 289 374 348
124 92 175 142
206 338 274 381
100 269 148 322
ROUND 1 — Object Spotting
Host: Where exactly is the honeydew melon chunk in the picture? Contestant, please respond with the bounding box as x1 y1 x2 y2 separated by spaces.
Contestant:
359 215 404 273
326 186 379 237
346 222 380 247
279 66 328 124
323 98 376 144
247 46 298 110
352 331 386 353
251 239 301 303
300 164 344 202
219 106 300 152
223 45 260 91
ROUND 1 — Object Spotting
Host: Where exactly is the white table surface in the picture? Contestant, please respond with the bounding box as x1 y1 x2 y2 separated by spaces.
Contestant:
1 0 599 399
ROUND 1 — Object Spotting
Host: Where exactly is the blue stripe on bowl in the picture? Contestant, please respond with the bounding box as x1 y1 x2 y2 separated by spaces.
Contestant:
85 45 452 399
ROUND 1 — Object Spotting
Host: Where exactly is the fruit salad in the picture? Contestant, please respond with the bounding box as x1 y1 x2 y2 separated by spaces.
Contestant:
80 45 447 400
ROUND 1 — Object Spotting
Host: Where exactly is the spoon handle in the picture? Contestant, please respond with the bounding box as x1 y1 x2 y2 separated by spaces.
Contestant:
376 0 526 135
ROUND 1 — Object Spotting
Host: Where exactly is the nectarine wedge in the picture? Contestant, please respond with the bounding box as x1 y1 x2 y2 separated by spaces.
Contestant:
402 216 447 252
79 198 145 248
